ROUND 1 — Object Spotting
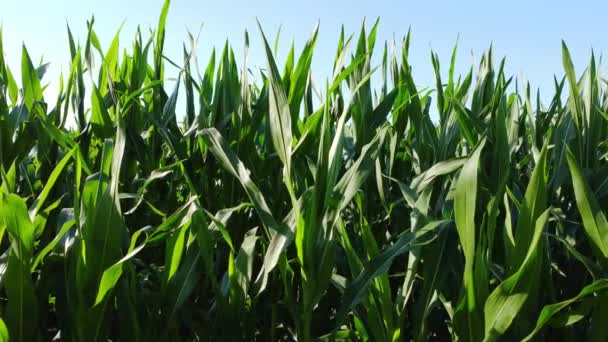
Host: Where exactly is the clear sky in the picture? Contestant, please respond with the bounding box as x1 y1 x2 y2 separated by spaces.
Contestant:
1 0 607 110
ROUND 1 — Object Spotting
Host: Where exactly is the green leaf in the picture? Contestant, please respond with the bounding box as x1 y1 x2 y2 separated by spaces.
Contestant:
288 24 319 118
255 191 304 295
200 128 283 235
566 147 608 258
335 220 449 329
95 227 149 305
257 20 293 171
0 192 38 342
484 209 551 341
31 215 76 270
21 45 43 109
29 147 76 220
0 319 8 342
561 41 583 132
91 85 114 138
155 0 170 81
523 279 608 341
453 137 486 342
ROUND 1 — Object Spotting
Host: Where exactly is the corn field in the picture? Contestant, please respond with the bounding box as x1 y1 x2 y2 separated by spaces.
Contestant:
2 1 608 341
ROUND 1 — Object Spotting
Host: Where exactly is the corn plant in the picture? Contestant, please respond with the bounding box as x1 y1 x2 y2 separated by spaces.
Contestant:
2 1 608 341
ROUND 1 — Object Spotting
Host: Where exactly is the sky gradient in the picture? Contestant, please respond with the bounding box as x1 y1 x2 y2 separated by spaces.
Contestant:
1 0 607 108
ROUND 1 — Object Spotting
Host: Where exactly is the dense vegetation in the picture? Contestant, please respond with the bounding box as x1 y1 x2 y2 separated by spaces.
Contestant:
2 1 608 341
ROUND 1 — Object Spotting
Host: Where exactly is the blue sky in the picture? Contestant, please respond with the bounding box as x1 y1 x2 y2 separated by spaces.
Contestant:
1 0 607 110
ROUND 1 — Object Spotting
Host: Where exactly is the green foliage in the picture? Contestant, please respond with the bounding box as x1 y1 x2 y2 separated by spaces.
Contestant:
1 2 608 341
